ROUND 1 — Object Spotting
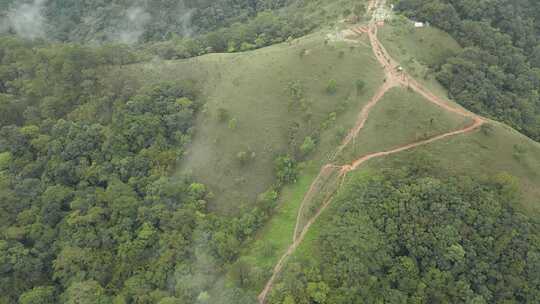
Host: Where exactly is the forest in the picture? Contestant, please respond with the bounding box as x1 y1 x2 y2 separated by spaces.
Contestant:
396 0 540 141
268 167 540 304
0 37 280 303
0 0 297 43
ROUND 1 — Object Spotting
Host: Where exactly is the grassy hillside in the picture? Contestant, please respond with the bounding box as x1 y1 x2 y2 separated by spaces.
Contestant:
125 32 385 213
219 13 540 302
222 83 481 294
261 15 540 300
379 17 461 98
288 122 540 297
378 18 540 213
336 87 471 164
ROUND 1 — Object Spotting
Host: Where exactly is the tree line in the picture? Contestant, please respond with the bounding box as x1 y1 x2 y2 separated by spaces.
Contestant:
396 0 540 141
268 165 540 304
1 0 297 43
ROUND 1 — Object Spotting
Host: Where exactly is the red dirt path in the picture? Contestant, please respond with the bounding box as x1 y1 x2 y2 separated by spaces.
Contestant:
258 0 485 302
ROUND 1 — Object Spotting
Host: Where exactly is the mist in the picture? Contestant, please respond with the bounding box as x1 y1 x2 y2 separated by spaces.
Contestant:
7 0 47 39
2 0 196 43
110 6 152 45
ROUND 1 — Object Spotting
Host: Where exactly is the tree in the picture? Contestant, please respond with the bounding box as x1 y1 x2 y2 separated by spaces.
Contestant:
275 156 298 185
217 108 229 122
307 282 330 303
300 136 316 156
325 80 337 95
158 297 184 304
353 4 366 16
228 118 238 130
355 79 366 94
62 281 111 304
18 286 56 304
282 295 296 304
230 259 254 288
196 292 210 304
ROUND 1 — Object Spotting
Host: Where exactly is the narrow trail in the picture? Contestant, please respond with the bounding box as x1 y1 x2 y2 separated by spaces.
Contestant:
330 81 395 161
258 0 486 302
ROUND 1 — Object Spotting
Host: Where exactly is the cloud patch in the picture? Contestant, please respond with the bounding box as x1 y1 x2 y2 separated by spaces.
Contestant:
110 6 152 44
7 0 47 39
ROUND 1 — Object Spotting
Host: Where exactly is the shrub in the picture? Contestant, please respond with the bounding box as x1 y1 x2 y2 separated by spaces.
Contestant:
275 155 298 185
237 150 256 165
355 79 366 94
326 79 337 94
300 136 316 156
217 108 230 122
228 118 238 130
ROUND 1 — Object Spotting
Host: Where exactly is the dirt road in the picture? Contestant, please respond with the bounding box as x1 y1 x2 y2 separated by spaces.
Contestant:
257 0 485 302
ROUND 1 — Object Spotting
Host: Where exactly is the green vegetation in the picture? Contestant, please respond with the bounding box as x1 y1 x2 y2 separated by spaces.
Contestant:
0 36 274 304
1 0 301 43
396 0 540 141
148 12 314 60
225 163 323 293
129 32 384 212
379 18 461 97
1 0 540 303
337 87 471 164
382 123 540 214
269 167 540 303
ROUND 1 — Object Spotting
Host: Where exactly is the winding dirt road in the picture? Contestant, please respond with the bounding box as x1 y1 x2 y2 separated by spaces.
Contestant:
258 0 485 302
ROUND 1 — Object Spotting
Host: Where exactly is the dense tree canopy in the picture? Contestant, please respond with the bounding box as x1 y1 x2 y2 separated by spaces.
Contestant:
269 169 540 303
1 0 298 43
0 37 271 303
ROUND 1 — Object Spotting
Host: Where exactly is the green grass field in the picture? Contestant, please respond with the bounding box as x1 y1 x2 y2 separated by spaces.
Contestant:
379 17 462 99
280 16 540 271
336 87 471 164
125 31 385 213
294 87 473 242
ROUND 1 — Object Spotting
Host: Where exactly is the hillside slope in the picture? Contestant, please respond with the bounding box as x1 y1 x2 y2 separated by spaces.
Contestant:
126 32 385 213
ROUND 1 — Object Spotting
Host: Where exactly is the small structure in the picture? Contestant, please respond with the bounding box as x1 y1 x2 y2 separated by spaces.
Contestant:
414 22 425 28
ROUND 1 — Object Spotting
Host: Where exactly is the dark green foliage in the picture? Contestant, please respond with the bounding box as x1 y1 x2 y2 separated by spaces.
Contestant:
1 0 298 43
274 155 298 186
217 108 230 122
0 36 265 303
271 169 540 303
325 79 338 95
355 79 366 94
19 286 56 304
150 11 314 60
396 0 540 141
300 136 316 157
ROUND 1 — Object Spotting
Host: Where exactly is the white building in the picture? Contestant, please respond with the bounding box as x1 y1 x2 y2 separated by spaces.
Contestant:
414 22 425 28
